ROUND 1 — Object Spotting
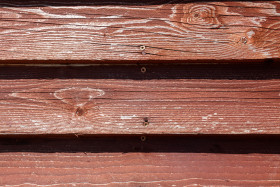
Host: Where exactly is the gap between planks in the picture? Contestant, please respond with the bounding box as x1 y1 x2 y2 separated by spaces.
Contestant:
0 135 279 186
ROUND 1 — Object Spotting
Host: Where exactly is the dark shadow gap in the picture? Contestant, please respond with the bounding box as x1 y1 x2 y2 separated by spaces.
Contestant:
0 61 279 80
0 0 265 7
0 135 280 154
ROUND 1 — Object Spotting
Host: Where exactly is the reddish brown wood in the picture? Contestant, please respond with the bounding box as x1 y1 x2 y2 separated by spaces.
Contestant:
1 1 279 185
0 136 279 186
1 152 279 186
1 1 280 61
0 64 279 135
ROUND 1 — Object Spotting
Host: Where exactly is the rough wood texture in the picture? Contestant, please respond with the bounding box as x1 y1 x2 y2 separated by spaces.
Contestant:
1 0 280 61
0 136 279 186
0 63 280 135
1 152 279 186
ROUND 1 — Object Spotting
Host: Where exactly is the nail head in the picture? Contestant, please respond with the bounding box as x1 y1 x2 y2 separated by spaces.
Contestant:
141 67 146 73
141 136 146 141
140 45 146 50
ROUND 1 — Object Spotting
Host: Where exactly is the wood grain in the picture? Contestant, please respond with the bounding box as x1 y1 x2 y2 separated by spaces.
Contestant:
0 136 279 186
1 0 280 61
1 152 279 186
0 64 280 135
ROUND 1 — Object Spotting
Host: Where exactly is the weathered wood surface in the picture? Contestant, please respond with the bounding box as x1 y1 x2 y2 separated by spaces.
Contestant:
1 0 280 61
0 64 280 135
1 152 279 186
0 136 279 186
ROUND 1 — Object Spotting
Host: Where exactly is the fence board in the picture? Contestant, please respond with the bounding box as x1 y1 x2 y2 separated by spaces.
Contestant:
1 1 280 61
0 136 279 186
0 64 279 135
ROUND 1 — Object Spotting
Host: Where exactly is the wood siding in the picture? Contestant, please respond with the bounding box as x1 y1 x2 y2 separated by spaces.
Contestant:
0 64 279 135
0 136 279 186
1 0 280 61
0 0 279 186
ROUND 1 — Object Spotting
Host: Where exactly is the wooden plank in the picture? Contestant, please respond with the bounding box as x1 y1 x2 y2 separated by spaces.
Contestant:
1 152 279 186
0 136 279 186
0 64 279 135
1 0 280 61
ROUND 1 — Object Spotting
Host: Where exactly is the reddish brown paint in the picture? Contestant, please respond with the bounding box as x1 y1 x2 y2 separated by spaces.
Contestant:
1 1 280 61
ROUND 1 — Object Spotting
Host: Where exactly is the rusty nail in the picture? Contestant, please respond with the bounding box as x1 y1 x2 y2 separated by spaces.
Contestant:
143 117 149 126
143 121 149 126
141 67 146 73
141 136 146 141
140 45 146 50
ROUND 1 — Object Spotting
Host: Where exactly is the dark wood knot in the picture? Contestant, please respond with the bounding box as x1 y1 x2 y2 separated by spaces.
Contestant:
76 107 85 116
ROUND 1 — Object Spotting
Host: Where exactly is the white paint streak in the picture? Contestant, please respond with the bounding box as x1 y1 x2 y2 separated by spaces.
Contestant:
8 7 87 19
54 87 105 106
202 114 213 121
121 115 137 120
174 125 185 129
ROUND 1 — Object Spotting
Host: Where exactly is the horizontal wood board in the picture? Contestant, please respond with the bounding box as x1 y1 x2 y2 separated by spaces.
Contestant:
0 63 280 135
0 136 279 186
1 0 280 61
